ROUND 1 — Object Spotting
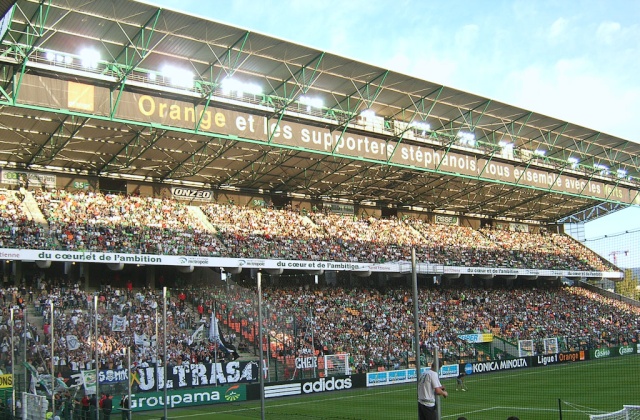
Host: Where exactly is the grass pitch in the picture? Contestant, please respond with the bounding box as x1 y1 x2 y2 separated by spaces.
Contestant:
136 355 639 420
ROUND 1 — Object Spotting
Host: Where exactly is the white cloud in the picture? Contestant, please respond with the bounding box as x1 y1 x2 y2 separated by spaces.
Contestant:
596 21 621 44
501 57 640 143
455 24 479 50
548 17 569 43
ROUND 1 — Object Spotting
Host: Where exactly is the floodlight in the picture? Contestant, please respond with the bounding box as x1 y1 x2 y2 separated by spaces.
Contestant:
45 51 55 61
616 168 627 178
299 95 324 109
64 56 73 65
56 54 65 63
79 48 101 69
457 131 476 146
568 157 579 169
593 163 609 175
221 77 262 97
161 65 194 89
534 149 546 156
411 121 431 132
148 72 157 81
360 109 376 119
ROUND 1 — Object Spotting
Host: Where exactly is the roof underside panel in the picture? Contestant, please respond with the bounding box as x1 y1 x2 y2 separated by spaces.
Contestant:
0 0 638 225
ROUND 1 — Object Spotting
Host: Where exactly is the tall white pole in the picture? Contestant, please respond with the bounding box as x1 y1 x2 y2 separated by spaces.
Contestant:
95 295 99 420
10 308 15 418
127 346 132 420
51 301 55 417
257 272 265 420
411 249 422 408
155 306 158 359
435 345 441 420
310 305 316 378
163 287 168 420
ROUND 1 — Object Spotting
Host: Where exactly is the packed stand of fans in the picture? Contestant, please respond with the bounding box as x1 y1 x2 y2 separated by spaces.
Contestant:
205 282 639 371
480 228 612 272
408 220 506 267
0 189 52 249
33 189 225 256
200 203 347 260
0 188 617 272
0 279 638 387
1 281 236 389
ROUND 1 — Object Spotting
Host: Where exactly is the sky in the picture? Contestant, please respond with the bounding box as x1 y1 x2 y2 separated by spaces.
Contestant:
147 0 640 267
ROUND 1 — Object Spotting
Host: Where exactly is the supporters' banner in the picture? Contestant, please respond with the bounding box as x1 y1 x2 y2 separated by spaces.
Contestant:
136 361 259 391
0 374 12 388
66 335 81 350
543 337 558 355
81 370 97 394
134 333 150 347
55 361 260 391
24 362 50 395
112 315 127 331
98 368 129 384
518 340 534 357
191 324 205 343
209 312 235 358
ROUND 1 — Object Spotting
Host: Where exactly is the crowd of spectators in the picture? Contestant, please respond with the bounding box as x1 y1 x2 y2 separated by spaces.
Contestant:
203 282 640 372
0 189 51 249
33 189 225 256
0 282 234 386
0 188 618 272
0 276 637 389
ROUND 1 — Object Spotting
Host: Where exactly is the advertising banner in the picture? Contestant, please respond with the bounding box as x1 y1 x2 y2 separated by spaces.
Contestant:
531 351 586 367
113 384 246 411
13 73 640 205
0 248 619 278
462 357 529 376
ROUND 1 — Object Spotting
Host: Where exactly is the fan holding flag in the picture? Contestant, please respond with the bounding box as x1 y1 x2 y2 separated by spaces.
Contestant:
209 312 240 361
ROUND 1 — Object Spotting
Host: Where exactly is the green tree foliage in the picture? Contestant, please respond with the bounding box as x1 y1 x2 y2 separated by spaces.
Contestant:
614 269 639 300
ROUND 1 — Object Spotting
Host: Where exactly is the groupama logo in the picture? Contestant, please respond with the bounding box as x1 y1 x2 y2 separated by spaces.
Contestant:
225 384 241 402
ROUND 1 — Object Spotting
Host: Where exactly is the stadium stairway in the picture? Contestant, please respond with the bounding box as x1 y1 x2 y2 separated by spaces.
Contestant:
186 205 216 232
18 189 48 228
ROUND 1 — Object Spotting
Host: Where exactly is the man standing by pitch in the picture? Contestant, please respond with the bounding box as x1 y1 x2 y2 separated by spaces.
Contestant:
418 362 448 420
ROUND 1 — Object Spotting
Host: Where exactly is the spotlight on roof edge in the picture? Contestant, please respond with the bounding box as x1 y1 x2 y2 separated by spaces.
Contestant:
534 149 546 156
161 65 194 89
299 95 324 109
221 77 263 97
616 168 627 178
593 163 609 174
79 48 101 69
568 157 579 168
360 109 376 119
411 121 431 132
457 131 476 146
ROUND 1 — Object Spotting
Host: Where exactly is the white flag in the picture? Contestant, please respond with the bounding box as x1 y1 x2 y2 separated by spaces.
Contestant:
191 324 205 343
134 332 150 347
66 335 81 350
209 312 219 342
111 315 127 332
81 370 97 395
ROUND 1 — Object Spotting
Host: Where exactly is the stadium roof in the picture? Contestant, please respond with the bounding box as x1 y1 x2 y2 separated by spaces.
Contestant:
0 0 639 224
